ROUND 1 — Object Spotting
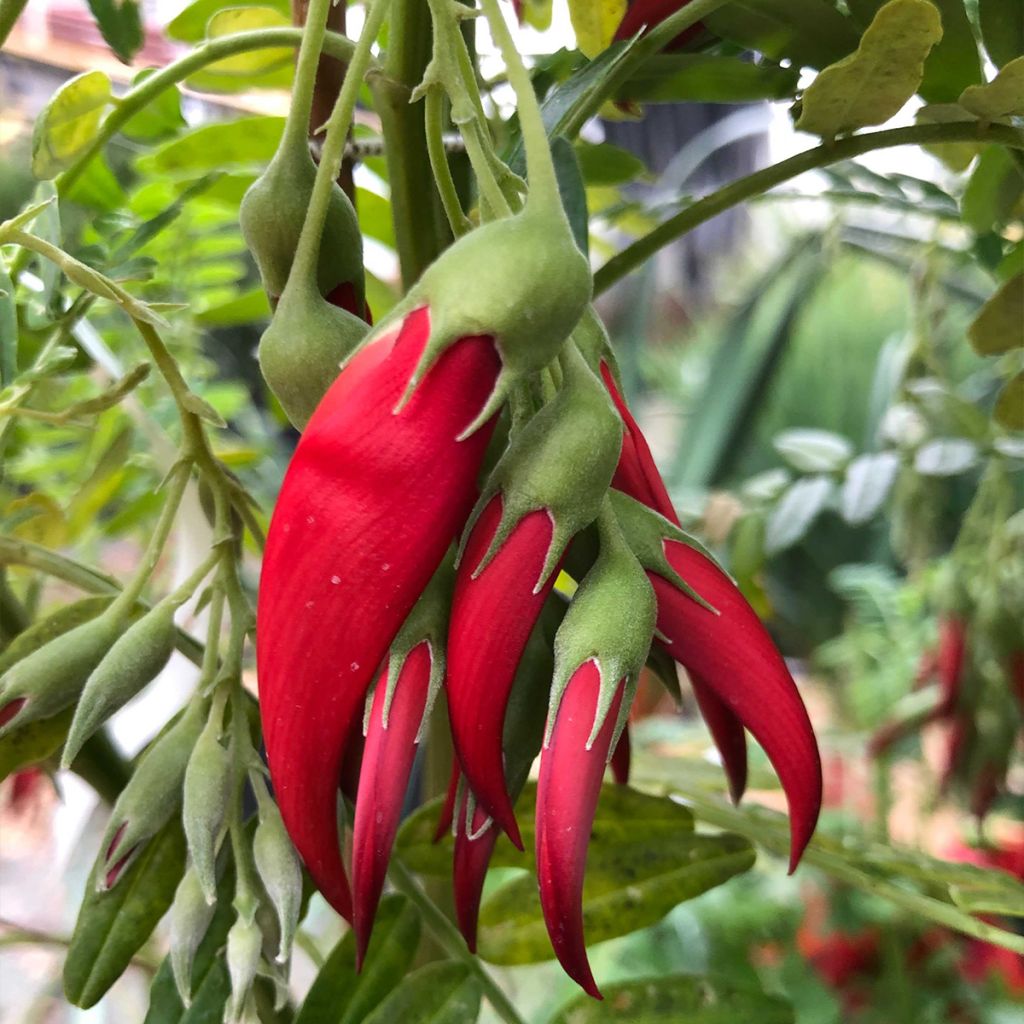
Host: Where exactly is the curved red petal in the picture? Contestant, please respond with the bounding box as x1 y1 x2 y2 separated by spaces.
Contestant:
613 0 704 48
609 724 630 785
651 540 822 870
690 672 747 803
257 307 500 920
452 786 499 952
446 497 560 848
936 618 967 715
537 661 624 999
352 643 432 965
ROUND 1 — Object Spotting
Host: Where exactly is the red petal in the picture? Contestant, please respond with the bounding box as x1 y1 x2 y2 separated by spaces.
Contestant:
325 280 372 325
936 618 967 714
257 307 500 920
338 717 365 804
613 0 704 48
537 661 624 999
602 362 749 803
452 785 499 952
352 643 432 965
446 497 560 848
610 725 630 785
651 540 821 869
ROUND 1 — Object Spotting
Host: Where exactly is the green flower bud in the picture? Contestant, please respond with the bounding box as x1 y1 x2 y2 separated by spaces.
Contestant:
61 602 178 768
252 790 302 963
226 911 263 1022
183 713 232 903
169 864 217 1005
0 611 124 739
0 596 113 678
97 700 206 891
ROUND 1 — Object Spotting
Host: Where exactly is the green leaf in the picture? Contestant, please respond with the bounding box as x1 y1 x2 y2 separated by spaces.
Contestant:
773 428 853 472
65 817 187 1008
913 438 979 475
362 963 482 1024
795 0 943 138
575 142 647 186
702 0 862 70
196 287 272 326
917 0 982 104
568 0 627 59
85 0 143 63
0 254 17 385
137 116 285 176
167 0 289 40
64 153 126 212
549 974 795 1023
552 136 590 256
398 783 697 878
978 0 1024 68
840 452 900 525
960 146 1024 234
200 6 293 76
477 829 755 965
121 70 187 141
764 475 834 554
0 709 73 782
295 894 421 1024
31 70 112 179
619 54 800 105
968 274 1024 356
995 372 1024 431
958 57 1024 120
915 103 981 173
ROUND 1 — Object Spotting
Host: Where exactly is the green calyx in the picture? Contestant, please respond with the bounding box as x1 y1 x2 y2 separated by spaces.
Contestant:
572 306 618 377
373 555 454 738
608 489 721 614
239 136 366 307
394 206 592 435
258 267 370 429
463 343 623 589
546 506 657 753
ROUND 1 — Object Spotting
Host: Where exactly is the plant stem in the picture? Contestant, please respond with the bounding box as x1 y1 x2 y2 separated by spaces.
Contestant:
595 121 1024 293
378 0 452 285
389 859 527 1024
0 536 205 666
281 0 334 154
56 28 362 195
291 0 392 287
425 88 471 236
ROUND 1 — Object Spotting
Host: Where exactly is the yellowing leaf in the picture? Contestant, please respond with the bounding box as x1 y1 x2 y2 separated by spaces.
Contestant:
202 6 293 76
31 71 111 180
795 0 942 139
520 0 553 31
570 0 627 58
958 56 1024 120
968 274 1024 356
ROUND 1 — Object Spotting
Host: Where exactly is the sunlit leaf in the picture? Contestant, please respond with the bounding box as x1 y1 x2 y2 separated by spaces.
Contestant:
32 71 112 180
569 0 627 59
958 57 1024 121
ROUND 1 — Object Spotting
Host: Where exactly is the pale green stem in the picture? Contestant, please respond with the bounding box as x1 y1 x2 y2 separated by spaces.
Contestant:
425 88 471 236
281 0 335 153
291 0 393 286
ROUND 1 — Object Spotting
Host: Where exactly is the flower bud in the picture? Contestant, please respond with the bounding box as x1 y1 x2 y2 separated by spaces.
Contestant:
226 910 263 1022
169 864 217 1005
98 699 206 890
183 713 232 903
61 602 178 768
0 611 124 739
0 596 112 678
252 791 302 964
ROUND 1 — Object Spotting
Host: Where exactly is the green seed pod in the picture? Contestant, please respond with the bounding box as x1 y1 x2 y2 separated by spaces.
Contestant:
61 602 178 768
97 699 206 891
239 139 367 313
0 611 125 739
252 791 302 963
183 713 233 903
169 864 217 1005
257 270 370 429
226 910 263 1022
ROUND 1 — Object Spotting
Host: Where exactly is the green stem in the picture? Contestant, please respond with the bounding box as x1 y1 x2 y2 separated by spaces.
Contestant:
0 536 205 666
281 0 334 153
477 0 559 213
389 859 527 1024
292 0 392 286
425 88 471 236
0 0 28 48
595 121 1024 293
56 28 361 195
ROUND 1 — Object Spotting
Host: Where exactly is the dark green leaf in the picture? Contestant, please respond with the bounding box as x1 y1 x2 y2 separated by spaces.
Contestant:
362 963 481 1024
575 142 647 186
961 146 1024 234
702 0 861 70
85 0 143 63
398 783 696 878
65 817 187 1008
619 54 800 104
552 136 589 256
918 0 982 103
995 372 1024 431
477 830 755 964
968 274 1024 356
0 709 73 782
978 0 1024 68
295 894 421 1024
549 974 795 1023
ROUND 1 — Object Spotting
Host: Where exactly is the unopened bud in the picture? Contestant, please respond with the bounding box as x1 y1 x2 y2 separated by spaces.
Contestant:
183 714 232 903
169 864 217 1005
226 911 262 1022
252 793 302 963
